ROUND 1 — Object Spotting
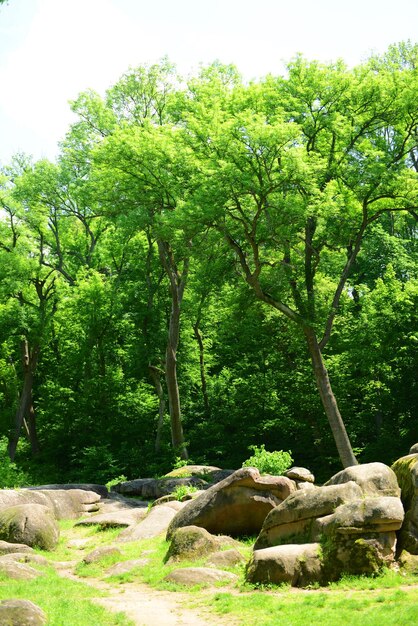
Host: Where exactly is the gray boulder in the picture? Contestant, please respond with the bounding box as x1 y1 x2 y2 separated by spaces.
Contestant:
391 453 418 553
255 481 363 549
0 504 59 550
75 507 148 529
165 525 238 564
164 567 238 587
0 540 34 555
206 549 246 567
0 488 101 520
0 560 43 580
118 504 178 542
325 462 400 497
246 543 323 587
112 476 207 499
167 467 296 539
0 599 47 625
285 467 315 483
82 546 122 565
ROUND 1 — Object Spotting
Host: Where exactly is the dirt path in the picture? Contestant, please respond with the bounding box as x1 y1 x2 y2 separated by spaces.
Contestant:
57 564 238 626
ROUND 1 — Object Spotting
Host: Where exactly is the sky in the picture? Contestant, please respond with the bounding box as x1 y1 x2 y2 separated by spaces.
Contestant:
1 0 418 164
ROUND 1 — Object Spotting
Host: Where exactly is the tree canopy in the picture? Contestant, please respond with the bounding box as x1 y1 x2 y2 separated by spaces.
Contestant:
0 46 417 483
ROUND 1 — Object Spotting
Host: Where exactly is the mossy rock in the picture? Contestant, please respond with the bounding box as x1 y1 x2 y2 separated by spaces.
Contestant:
391 454 418 509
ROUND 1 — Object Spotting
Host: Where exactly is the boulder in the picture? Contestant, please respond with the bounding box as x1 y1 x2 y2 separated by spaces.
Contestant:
82 546 122 564
206 549 246 567
164 567 238 587
409 444 418 455
106 558 150 576
165 525 238 564
29 483 108 498
0 540 34 555
246 543 323 587
167 468 296 539
75 508 148 529
0 560 43 580
0 504 59 550
0 488 101 520
398 549 418 574
391 453 418 553
328 496 404 534
325 462 400 497
111 476 207 499
0 599 47 625
0 553 49 567
118 504 177 542
285 467 315 483
254 481 363 549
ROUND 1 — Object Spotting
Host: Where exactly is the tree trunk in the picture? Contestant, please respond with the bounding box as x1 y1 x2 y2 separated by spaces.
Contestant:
149 365 166 454
193 321 210 416
157 240 189 460
304 326 358 468
165 295 188 459
8 339 40 462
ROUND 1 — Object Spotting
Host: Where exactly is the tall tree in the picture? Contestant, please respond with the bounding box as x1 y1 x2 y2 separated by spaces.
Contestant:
184 58 418 467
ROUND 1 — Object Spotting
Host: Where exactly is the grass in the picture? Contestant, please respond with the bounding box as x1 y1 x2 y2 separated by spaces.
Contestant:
4 519 418 625
0 566 133 625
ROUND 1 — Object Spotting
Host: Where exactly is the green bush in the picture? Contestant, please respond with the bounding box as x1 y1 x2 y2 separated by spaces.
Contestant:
0 436 30 488
242 444 293 476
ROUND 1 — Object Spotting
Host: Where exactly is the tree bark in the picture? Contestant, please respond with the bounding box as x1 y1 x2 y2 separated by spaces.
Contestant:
149 365 166 454
304 326 358 468
157 240 189 460
8 339 40 462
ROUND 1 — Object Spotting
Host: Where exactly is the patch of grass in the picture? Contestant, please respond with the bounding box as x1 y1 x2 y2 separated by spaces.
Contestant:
0 566 133 625
207 585 418 626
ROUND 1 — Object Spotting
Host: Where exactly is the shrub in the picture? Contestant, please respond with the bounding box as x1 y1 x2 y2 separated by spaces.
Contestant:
0 436 30 488
242 444 293 476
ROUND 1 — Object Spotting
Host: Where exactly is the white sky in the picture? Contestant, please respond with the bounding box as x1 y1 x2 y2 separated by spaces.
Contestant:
1 0 418 164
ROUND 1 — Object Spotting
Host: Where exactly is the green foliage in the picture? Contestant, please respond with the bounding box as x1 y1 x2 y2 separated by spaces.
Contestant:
242 444 293 476
0 437 30 488
105 475 127 491
172 484 198 500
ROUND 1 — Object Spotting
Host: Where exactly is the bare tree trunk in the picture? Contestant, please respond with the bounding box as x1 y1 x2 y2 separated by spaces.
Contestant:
193 321 210 416
165 294 188 459
149 365 166 454
304 326 358 468
8 339 40 462
157 240 189 460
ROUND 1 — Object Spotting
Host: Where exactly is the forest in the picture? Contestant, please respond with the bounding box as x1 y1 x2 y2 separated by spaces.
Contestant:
0 43 417 486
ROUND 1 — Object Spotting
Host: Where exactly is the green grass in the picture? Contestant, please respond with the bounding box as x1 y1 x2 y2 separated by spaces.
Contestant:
6 519 418 626
0 566 133 625
208 586 418 626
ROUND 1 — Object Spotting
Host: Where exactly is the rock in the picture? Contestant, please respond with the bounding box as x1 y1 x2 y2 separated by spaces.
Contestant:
165 525 238 564
206 549 246 567
246 543 323 587
285 467 315 483
0 540 34 555
83 546 122 564
28 483 108 498
118 505 177 542
254 481 363 549
75 508 148 529
0 504 59 550
321 531 397 580
164 567 238 587
325 462 401 498
106 558 150 576
329 496 404 534
0 560 43 580
0 553 49 567
111 476 208 499
409 444 418 455
0 488 101 520
398 549 418 574
163 465 222 478
0 599 47 625
391 454 418 554
167 468 296 539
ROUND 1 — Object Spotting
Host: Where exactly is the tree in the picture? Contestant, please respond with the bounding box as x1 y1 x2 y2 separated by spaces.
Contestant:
184 57 418 467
